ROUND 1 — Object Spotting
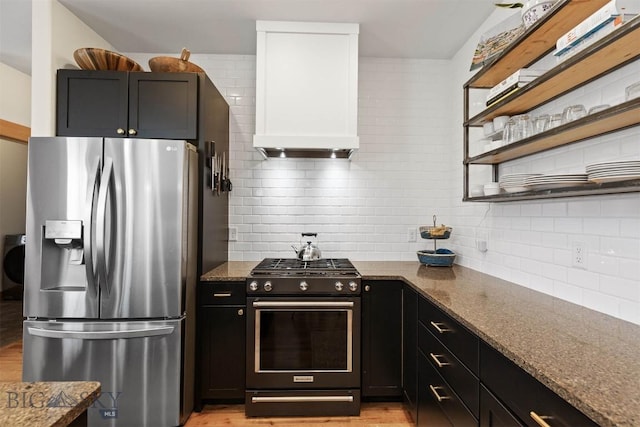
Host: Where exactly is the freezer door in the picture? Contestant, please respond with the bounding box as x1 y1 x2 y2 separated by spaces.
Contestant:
23 319 190 427
24 137 102 319
99 139 195 319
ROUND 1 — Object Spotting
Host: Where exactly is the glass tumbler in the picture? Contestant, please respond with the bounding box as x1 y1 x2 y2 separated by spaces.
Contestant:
533 114 550 134
502 118 517 144
561 104 586 124
548 113 562 129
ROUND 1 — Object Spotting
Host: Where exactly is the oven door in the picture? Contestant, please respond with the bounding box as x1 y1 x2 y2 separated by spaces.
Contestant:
246 296 361 389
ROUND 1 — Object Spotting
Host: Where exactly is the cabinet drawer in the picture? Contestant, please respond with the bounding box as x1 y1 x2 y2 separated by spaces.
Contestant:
480 385 525 427
480 341 598 427
419 322 479 418
199 281 246 305
418 351 477 427
418 296 479 375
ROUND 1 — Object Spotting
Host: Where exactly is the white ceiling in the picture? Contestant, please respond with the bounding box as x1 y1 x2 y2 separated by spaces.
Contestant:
0 0 497 75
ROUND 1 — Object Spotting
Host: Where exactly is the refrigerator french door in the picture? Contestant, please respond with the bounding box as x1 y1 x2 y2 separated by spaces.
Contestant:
23 137 198 427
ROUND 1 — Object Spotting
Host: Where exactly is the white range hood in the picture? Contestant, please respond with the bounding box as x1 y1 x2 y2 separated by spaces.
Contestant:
253 20 359 159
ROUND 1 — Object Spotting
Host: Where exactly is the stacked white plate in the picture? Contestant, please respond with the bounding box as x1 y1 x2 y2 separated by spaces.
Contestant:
523 174 590 190
586 160 640 183
499 173 541 193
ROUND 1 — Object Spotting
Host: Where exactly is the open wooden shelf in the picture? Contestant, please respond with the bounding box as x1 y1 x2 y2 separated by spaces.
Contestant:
462 1 640 203
466 14 640 125
467 0 610 89
463 180 640 202
466 98 640 164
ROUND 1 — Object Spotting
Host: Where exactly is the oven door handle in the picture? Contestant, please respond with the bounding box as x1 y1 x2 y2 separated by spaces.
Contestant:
252 301 354 308
251 395 354 403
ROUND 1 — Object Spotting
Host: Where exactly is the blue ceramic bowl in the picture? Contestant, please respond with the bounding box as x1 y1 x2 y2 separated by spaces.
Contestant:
417 249 456 267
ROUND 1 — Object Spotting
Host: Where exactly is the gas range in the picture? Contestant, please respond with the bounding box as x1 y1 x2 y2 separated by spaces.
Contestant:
246 258 361 295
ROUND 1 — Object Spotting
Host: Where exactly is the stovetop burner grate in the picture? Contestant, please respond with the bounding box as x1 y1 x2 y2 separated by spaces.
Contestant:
251 258 357 275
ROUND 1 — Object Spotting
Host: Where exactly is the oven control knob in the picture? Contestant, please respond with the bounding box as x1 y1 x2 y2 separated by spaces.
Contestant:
299 281 309 291
335 281 344 291
348 281 358 292
249 281 259 291
263 281 273 292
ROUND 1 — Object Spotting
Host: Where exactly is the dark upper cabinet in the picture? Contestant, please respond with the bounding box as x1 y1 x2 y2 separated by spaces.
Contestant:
361 280 403 398
197 281 246 404
402 285 418 422
57 70 198 139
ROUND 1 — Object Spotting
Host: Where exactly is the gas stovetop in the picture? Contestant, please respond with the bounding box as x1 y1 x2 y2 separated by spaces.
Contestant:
247 258 361 295
251 258 358 275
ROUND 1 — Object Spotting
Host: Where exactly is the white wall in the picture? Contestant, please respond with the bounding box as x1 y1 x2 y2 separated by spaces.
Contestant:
129 52 454 262
130 13 640 326
448 9 640 325
0 63 30 292
31 0 113 136
130 47 640 325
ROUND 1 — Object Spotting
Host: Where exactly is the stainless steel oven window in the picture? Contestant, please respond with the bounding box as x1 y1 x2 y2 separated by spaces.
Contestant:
253 301 354 373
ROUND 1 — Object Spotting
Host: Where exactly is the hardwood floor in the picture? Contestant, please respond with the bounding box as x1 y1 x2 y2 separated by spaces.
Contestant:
0 299 23 347
0 341 413 426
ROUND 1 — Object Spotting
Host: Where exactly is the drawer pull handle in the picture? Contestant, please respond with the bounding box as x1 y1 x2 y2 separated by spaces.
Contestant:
429 385 450 402
530 411 553 427
430 321 451 334
429 353 450 368
214 293 232 297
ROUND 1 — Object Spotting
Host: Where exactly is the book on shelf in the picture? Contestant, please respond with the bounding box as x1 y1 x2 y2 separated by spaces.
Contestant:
486 68 545 105
486 83 525 107
554 12 635 61
555 0 639 56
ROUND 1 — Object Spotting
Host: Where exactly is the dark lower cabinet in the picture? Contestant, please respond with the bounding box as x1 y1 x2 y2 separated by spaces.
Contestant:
57 70 198 139
362 280 403 398
480 385 525 427
480 341 599 427
402 285 418 422
197 282 246 407
417 350 476 427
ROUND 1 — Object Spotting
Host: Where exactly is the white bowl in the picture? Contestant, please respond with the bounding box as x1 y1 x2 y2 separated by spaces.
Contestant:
484 183 501 196
483 122 494 136
470 185 484 197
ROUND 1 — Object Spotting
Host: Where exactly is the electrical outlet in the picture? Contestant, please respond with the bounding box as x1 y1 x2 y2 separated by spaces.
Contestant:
572 242 587 269
407 227 417 242
229 227 238 241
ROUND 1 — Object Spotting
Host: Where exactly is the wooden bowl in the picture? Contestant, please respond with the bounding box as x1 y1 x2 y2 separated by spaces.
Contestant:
148 48 204 73
74 48 144 71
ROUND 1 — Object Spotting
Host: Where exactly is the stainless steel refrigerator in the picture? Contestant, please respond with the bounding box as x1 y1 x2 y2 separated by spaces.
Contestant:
22 137 198 427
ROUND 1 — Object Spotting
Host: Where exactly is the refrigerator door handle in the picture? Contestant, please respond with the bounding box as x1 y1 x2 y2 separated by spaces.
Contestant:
84 156 101 293
26 325 175 340
96 157 113 296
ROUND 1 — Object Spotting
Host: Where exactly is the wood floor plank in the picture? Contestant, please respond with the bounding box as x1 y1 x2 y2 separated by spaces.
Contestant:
185 402 413 426
0 341 412 425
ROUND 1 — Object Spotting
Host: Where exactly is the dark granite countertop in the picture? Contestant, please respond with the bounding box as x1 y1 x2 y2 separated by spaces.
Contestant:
0 381 101 427
201 261 640 427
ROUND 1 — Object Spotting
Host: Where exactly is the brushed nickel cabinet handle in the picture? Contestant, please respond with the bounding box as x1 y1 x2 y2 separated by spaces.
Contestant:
128 128 137 135
364 285 371 292
237 309 244 316
430 321 451 334
429 353 450 368
213 292 232 297
530 411 553 427
429 385 450 402
116 128 126 135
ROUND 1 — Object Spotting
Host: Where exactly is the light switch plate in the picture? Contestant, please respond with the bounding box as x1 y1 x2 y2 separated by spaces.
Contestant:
229 227 238 241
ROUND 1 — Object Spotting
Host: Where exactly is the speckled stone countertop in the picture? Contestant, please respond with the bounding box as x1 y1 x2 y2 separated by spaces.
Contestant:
0 381 100 426
202 261 640 427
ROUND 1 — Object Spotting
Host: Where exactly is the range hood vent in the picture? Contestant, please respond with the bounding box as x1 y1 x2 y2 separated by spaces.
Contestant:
253 21 360 159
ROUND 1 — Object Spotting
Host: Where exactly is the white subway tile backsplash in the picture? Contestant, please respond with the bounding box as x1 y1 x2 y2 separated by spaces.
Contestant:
127 50 640 326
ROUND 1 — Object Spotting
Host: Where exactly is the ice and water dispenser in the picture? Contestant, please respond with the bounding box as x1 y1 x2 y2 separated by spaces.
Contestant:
41 220 86 289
